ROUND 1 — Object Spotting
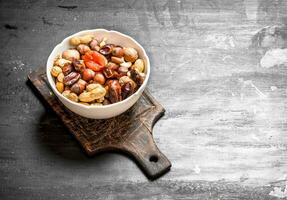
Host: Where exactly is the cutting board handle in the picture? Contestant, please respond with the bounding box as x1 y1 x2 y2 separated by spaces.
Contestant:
123 124 171 180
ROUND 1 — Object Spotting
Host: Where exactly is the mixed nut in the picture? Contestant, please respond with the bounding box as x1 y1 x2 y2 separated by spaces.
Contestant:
51 34 146 106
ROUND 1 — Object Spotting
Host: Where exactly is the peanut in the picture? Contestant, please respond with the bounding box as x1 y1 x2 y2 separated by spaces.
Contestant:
70 35 94 46
78 92 95 103
86 83 101 92
79 86 106 102
91 86 106 99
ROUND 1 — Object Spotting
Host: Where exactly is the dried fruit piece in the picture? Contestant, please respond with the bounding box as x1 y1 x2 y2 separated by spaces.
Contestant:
62 63 73 76
85 61 104 72
63 72 80 86
130 69 144 86
103 67 119 79
82 51 107 71
122 82 134 99
106 80 122 103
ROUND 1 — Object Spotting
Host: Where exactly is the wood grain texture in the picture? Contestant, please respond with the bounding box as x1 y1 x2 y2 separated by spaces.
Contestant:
1 0 287 199
28 68 171 179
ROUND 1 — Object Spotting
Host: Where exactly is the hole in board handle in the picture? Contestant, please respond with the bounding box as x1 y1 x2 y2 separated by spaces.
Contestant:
149 155 158 163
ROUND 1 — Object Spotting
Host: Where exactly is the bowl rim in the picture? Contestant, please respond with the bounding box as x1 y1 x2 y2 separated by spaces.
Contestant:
46 29 150 110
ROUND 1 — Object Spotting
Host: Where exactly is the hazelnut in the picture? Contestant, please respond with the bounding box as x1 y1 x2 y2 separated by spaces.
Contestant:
94 73 106 85
112 47 124 57
70 79 86 94
77 44 91 55
82 68 95 81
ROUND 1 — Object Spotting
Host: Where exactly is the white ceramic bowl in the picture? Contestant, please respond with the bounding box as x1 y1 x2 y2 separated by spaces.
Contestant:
46 29 150 119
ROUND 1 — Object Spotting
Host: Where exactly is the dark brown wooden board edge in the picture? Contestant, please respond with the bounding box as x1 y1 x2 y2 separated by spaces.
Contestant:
28 70 95 156
27 68 171 180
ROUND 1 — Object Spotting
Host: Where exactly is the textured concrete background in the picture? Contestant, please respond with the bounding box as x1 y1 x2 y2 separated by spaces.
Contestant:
1 0 287 199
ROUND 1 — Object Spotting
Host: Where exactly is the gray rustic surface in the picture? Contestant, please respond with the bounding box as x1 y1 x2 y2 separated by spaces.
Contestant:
1 0 287 199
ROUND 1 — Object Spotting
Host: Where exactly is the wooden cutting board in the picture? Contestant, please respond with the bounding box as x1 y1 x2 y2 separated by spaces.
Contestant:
28 68 171 180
